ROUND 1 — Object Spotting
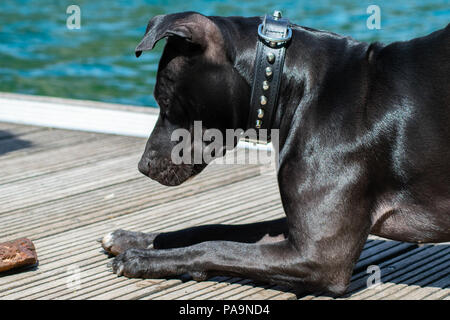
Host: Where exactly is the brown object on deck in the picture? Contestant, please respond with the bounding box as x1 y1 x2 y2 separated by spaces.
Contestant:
0 238 38 273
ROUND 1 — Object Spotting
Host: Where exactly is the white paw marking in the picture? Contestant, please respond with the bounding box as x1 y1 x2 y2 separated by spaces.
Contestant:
102 232 114 248
116 264 124 276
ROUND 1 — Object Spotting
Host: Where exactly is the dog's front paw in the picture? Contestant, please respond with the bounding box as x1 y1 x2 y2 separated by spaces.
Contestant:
109 249 209 281
101 229 159 256
110 248 153 278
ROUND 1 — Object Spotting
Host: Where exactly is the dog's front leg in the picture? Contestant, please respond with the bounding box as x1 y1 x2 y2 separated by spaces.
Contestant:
102 218 287 255
111 239 322 291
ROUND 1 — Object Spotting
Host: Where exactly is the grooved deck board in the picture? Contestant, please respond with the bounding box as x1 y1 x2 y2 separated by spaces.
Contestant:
0 122 448 300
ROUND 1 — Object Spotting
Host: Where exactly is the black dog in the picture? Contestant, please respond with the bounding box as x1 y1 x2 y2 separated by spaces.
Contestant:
102 12 450 295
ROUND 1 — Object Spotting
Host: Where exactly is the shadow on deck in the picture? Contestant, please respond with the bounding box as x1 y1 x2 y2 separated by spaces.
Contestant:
0 130 32 156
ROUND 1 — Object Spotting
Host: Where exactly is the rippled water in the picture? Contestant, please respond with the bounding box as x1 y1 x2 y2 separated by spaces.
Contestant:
0 0 448 107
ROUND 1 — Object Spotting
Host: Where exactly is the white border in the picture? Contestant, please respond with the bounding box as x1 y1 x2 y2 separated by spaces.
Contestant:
0 96 157 138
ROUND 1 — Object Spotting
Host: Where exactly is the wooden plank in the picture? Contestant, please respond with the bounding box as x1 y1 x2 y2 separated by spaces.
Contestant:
0 181 284 298
64 278 142 300
0 155 142 213
346 244 447 296
9 185 280 263
0 165 265 242
347 247 449 300
235 287 294 300
30 214 284 299
299 239 418 300
400 283 449 300
46 269 143 300
16 263 113 300
0 122 46 139
108 280 183 300
141 281 203 300
0 178 278 245
0 134 143 184
353 242 418 273
0 254 105 299
173 278 242 300
20 266 118 300
153 278 233 300
210 282 265 300
422 288 450 300
0 207 271 297
0 127 108 160
380 260 450 300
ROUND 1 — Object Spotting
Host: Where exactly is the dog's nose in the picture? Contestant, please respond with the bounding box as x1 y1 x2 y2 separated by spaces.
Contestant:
138 158 150 176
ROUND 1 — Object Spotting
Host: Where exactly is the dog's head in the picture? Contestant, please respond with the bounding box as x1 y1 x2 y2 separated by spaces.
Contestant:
135 12 252 186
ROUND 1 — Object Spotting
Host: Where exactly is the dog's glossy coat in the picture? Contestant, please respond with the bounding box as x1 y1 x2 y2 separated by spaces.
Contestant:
103 12 450 295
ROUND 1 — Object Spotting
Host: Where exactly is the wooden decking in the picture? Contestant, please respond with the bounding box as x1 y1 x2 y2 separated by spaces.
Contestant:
0 122 448 300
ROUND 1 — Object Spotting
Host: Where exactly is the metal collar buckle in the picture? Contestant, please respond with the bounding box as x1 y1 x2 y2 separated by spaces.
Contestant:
257 21 292 44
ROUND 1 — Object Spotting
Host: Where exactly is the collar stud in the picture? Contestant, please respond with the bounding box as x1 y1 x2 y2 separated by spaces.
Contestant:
273 10 282 20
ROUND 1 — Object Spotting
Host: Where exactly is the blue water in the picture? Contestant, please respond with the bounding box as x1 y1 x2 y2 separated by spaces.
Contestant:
0 0 448 107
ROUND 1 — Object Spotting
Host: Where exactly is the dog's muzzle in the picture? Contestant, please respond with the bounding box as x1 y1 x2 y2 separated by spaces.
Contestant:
138 156 206 186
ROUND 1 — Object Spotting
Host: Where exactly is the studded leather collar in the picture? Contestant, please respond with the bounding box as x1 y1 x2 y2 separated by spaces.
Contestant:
245 11 292 144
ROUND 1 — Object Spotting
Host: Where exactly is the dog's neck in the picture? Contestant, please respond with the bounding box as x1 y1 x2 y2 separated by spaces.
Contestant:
215 17 373 148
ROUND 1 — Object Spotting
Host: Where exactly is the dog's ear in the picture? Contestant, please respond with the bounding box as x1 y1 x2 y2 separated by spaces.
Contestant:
135 12 210 57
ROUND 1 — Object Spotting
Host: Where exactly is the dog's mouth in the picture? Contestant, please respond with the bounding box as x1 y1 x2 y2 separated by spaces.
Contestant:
138 157 206 186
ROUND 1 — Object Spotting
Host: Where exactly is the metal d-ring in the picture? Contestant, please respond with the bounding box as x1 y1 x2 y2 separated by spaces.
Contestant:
257 23 292 43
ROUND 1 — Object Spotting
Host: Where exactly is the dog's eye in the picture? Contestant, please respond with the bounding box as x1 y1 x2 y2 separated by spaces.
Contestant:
158 98 170 109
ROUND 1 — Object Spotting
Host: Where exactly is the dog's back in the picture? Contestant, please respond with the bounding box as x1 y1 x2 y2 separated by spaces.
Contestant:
373 23 449 103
